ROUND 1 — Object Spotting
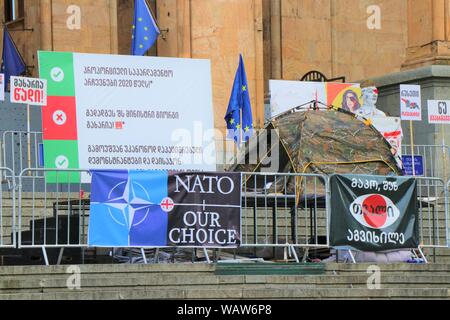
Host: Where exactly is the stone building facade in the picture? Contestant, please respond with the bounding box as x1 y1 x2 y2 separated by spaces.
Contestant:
1 0 449 132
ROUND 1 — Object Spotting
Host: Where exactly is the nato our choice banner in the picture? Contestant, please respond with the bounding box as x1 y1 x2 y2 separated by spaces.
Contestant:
88 171 241 248
330 174 419 251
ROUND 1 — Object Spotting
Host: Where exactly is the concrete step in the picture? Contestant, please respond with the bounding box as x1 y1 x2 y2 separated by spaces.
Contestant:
0 263 215 276
1 268 450 280
1 284 450 295
0 274 449 291
0 263 448 299
325 263 450 273
0 287 448 300
1 263 450 278
0 262 448 275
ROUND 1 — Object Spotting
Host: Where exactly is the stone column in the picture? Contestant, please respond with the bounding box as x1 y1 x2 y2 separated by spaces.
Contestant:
40 0 53 51
270 0 282 79
176 0 191 58
402 0 450 69
109 0 119 54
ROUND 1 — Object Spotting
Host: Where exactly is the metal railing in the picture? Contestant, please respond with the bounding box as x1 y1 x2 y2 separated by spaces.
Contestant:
447 179 450 249
17 168 90 265
10 168 450 265
402 144 450 181
240 172 329 262
1 131 43 183
0 167 16 248
416 177 448 250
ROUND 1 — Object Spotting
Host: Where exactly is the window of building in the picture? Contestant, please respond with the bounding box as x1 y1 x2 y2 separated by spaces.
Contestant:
4 0 24 23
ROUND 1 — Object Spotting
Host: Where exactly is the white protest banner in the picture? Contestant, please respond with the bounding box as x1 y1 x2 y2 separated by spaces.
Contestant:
10 76 47 106
38 51 216 182
371 116 403 157
400 84 421 121
269 80 326 118
428 100 450 124
0 74 4 101
269 80 361 119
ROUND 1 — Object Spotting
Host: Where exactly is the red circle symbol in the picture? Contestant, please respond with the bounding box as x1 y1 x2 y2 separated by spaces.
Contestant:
160 197 174 212
362 194 388 229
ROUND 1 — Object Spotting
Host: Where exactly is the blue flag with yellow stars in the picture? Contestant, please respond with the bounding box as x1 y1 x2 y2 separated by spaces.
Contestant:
224 54 253 144
131 0 160 56
1 27 26 91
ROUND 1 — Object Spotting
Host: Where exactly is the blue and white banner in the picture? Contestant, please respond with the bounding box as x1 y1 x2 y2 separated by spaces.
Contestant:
88 170 241 248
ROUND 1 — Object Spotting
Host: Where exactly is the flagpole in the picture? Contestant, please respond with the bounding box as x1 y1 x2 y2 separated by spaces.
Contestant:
442 124 447 182
410 120 415 177
240 107 243 149
27 103 31 175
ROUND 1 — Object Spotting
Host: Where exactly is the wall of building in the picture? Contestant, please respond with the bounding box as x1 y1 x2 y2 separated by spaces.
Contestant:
0 0 41 78
0 0 413 131
48 0 118 54
372 65 450 182
156 0 265 132
277 0 408 82
0 0 119 79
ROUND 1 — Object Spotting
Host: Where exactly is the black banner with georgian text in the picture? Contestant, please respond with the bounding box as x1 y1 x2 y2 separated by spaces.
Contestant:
330 174 418 251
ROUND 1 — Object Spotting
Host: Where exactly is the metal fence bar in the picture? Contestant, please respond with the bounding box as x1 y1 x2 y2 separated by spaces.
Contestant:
240 172 329 255
18 168 91 249
0 167 15 248
447 180 450 248
2 131 44 182
416 177 448 250
402 144 450 180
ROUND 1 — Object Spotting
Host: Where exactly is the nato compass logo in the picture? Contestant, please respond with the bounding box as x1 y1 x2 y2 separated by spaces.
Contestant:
88 170 170 247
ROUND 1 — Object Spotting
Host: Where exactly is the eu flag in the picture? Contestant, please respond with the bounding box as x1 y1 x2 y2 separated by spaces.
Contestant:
224 54 253 144
1 27 26 90
131 0 160 56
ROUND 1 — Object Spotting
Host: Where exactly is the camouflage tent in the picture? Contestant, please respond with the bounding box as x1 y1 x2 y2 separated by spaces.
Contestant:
229 106 402 195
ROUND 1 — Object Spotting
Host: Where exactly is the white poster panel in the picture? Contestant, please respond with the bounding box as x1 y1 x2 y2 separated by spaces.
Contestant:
427 100 450 124
0 74 4 101
10 76 47 106
73 54 216 172
400 84 421 121
371 116 403 158
269 80 326 119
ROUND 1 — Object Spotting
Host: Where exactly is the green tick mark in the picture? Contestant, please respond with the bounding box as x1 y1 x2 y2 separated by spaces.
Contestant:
55 155 69 169
50 67 65 82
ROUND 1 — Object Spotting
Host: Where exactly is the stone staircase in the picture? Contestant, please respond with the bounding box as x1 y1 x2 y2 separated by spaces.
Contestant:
0 191 449 300
0 263 448 300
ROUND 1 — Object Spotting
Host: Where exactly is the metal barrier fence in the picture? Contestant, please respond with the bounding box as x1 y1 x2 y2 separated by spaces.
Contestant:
447 179 450 248
240 172 330 262
17 168 90 265
10 168 450 265
0 168 15 248
1 131 43 183
402 144 450 181
416 177 448 249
